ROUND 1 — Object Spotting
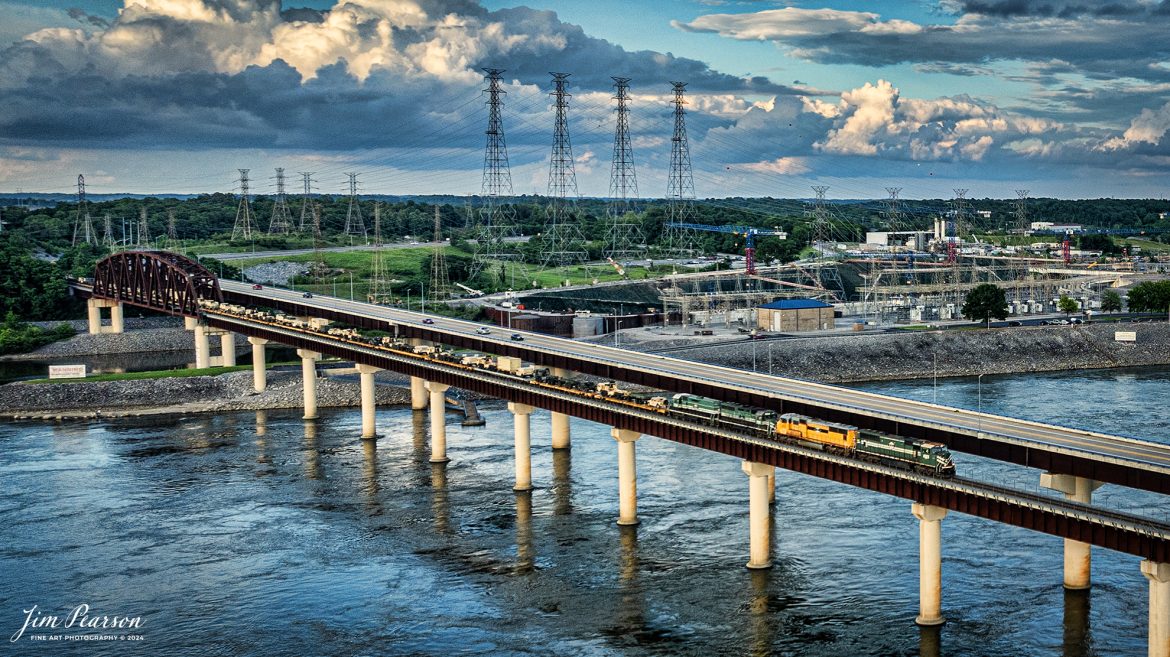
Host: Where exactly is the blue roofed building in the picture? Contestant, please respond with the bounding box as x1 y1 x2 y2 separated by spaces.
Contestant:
756 298 834 332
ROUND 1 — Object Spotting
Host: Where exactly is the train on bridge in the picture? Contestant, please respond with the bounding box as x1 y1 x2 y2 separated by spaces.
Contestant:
200 300 956 477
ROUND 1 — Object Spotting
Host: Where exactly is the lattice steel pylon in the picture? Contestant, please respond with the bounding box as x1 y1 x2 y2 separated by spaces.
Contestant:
666 82 698 255
541 72 588 270
232 169 256 241
809 185 832 252
166 208 177 241
342 172 367 241
470 68 523 285
606 76 645 261
369 203 394 304
298 172 316 232
268 168 294 234
429 205 452 302
137 206 151 248
102 213 114 247
1014 189 1032 303
883 187 905 232
72 174 94 246
951 188 969 243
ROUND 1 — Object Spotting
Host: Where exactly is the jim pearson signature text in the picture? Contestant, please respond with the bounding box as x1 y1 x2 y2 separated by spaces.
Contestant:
11 605 143 642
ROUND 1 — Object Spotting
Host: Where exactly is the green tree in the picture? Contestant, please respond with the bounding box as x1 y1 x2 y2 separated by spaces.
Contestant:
961 283 1009 327
1058 295 1080 317
1100 289 1123 312
1126 281 1170 313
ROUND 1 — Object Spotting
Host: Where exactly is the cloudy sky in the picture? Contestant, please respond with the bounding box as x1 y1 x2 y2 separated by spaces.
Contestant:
1 0 1168 199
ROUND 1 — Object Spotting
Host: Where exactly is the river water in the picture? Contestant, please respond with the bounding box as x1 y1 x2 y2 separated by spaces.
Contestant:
1 367 1167 656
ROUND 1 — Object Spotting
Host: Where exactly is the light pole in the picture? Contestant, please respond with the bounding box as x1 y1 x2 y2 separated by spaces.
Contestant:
977 373 985 431
933 352 938 404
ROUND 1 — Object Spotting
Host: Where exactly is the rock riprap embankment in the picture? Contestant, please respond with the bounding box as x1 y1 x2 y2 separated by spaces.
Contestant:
0 370 414 419
676 322 1170 383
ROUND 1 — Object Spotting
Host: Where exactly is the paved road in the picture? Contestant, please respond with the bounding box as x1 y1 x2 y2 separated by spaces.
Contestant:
221 280 1170 476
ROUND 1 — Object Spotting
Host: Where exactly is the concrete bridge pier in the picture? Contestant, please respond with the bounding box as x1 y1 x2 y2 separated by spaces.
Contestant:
297 349 320 420
1143 560 1170 657
1042 473 1104 589
550 368 571 450
357 364 383 440
509 402 534 491
611 429 640 526
192 323 211 369
248 337 268 392
912 502 948 626
218 332 236 367
86 298 123 334
410 376 428 410
742 461 775 569
425 381 450 464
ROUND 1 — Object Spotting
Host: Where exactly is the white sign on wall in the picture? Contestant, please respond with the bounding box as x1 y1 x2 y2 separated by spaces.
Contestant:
1114 331 1137 343
48 364 87 379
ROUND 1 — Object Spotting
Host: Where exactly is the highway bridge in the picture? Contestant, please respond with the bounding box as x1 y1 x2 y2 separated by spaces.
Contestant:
69 251 1170 653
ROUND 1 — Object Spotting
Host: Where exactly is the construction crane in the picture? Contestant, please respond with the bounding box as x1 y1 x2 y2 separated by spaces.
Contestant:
606 257 628 279
666 223 788 275
454 282 484 297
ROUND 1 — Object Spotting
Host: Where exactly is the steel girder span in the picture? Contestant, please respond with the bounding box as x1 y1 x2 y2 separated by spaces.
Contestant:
91 250 222 316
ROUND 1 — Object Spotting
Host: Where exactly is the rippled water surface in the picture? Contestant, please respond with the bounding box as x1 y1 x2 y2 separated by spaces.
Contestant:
2 366 1167 655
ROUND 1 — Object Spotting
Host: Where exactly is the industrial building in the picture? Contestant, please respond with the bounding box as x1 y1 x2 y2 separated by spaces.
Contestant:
756 299 834 332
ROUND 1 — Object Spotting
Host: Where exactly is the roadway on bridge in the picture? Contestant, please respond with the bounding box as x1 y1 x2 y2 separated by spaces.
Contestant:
221 280 1170 475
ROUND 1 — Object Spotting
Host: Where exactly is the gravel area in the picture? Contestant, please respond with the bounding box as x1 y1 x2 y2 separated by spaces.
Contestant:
243 261 309 286
2 327 247 360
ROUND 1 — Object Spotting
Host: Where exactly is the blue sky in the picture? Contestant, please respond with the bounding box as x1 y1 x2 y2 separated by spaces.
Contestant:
1 0 1168 199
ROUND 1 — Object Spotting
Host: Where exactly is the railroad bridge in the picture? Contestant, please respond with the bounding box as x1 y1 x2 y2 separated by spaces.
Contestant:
71 251 1170 655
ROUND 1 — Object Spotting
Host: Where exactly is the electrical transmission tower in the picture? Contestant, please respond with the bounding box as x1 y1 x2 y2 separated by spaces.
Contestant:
369 203 394 304
1014 189 1032 302
542 72 588 270
137 206 151 248
298 172 316 232
342 173 368 241
268 168 294 234
72 174 94 246
232 169 256 241
666 82 698 255
102 213 114 247
883 187 905 232
606 76 645 261
470 68 523 285
167 208 177 241
951 188 969 243
429 205 451 302
1014 189 1030 233
810 185 832 250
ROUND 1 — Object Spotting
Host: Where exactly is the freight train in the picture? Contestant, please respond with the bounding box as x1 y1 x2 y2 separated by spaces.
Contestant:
199 300 956 477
